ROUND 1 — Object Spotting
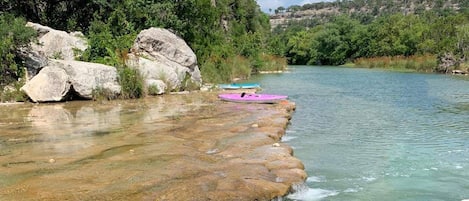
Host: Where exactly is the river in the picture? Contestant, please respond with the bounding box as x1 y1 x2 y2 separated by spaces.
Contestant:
252 66 469 201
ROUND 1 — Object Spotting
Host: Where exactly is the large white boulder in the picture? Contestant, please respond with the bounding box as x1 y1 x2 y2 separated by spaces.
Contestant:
21 60 121 102
128 28 202 93
18 22 88 79
20 66 70 102
26 22 87 61
58 60 121 98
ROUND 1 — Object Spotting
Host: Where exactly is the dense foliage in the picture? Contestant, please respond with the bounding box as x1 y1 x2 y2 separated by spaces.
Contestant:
273 6 469 71
275 0 468 16
2 0 468 96
0 14 36 87
1 0 285 85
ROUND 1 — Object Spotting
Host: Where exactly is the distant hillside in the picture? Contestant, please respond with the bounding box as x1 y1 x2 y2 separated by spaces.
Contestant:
270 0 468 28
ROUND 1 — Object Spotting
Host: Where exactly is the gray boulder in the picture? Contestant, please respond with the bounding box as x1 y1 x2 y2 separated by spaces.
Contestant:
18 22 88 79
26 22 87 61
128 28 202 93
21 66 70 102
21 60 121 102
59 60 121 99
17 48 48 79
437 52 464 73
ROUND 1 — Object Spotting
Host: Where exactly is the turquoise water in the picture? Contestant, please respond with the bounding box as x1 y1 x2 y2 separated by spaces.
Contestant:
251 66 469 201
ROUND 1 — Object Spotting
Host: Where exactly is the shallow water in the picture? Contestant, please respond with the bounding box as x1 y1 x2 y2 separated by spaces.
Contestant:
0 93 302 200
0 95 214 200
251 66 469 201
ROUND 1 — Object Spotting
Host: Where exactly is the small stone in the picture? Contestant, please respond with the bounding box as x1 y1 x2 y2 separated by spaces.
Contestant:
275 177 284 182
272 143 280 147
206 149 218 154
251 124 259 128
129 149 135 153
48 158 56 163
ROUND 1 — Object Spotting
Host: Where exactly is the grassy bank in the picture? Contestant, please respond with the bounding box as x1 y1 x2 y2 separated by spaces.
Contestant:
353 54 437 72
201 54 287 84
0 81 28 103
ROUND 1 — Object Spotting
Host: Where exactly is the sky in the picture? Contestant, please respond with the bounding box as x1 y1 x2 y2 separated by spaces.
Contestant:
257 0 334 13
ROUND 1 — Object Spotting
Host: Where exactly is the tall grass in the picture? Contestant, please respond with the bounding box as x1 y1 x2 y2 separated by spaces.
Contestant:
229 55 252 80
0 81 28 102
201 55 251 83
201 54 288 83
255 54 287 72
459 62 469 72
179 72 200 92
117 66 144 99
354 54 437 72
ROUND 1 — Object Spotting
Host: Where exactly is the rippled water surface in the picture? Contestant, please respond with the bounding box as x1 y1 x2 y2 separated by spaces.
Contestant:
252 66 469 201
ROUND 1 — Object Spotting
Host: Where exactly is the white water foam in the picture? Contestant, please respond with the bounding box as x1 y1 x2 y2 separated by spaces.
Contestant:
281 135 297 142
448 149 465 153
307 176 326 183
343 188 361 193
362 176 377 182
287 183 339 201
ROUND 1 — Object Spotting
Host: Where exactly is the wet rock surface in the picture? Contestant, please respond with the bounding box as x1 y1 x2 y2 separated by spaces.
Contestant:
0 93 305 200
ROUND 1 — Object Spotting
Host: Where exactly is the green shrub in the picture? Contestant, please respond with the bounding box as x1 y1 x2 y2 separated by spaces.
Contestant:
229 56 252 80
0 14 36 87
0 80 28 102
255 54 287 72
200 54 232 83
52 51 63 59
147 85 160 95
80 20 135 67
118 67 144 99
179 72 200 92
92 87 118 101
201 53 289 83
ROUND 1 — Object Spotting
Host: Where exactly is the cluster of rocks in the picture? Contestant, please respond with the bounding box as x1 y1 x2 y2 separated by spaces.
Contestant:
270 7 339 29
437 52 468 74
20 23 202 102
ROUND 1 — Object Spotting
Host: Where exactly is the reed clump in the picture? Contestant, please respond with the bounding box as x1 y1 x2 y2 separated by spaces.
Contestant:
256 54 287 72
354 54 437 72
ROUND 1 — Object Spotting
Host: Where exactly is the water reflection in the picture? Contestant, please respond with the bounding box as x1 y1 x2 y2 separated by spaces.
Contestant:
28 104 122 154
0 94 216 199
0 93 299 200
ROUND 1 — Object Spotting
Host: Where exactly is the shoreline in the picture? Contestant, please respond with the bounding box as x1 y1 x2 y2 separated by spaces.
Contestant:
0 93 306 200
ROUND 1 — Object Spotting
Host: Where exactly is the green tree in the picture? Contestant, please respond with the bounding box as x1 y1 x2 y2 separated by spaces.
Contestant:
455 24 469 59
366 14 410 56
3 0 277 84
0 14 36 86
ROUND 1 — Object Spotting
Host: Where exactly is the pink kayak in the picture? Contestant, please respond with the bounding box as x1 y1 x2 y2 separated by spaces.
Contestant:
218 93 288 103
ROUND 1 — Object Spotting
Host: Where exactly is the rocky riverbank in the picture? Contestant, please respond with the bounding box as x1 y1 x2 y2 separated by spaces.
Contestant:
0 93 306 200
12 23 202 103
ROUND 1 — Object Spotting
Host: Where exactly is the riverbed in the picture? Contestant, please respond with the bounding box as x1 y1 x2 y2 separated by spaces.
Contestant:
0 93 305 200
